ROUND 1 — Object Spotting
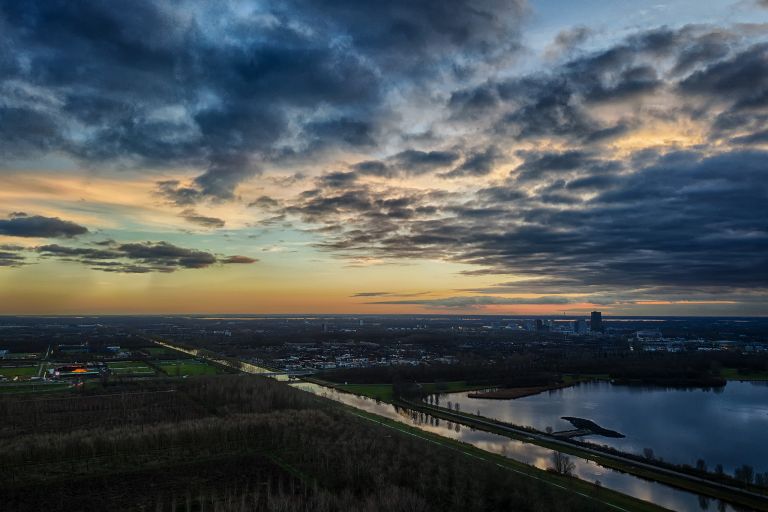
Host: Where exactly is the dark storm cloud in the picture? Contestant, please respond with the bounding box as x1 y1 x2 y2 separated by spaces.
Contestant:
36 241 256 273
0 214 88 238
0 0 526 203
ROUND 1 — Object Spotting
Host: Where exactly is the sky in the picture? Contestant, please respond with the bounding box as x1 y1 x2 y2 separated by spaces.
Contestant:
0 0 767 316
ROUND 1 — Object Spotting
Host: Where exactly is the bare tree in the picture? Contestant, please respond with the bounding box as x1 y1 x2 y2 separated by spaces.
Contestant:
551 452 575 476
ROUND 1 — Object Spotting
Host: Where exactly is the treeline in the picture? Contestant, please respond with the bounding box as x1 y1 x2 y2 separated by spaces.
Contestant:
1 375 612 512
320 361 553 388
321 351 764 389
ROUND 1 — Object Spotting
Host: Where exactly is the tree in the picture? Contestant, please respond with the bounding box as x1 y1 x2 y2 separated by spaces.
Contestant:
551 452 575 476
734 464 754 485
643 448 654 460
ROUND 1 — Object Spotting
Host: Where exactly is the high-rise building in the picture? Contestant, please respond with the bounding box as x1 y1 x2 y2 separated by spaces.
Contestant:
574 318 588 334
590 311 603 333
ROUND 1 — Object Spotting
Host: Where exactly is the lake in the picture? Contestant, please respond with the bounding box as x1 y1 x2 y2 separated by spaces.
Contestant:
434 380 768 476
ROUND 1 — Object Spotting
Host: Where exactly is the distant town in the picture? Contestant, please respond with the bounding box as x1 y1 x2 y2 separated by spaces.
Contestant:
1 314 766 385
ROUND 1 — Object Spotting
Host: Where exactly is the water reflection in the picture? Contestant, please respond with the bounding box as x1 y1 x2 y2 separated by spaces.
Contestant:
292 382 738 512
435 381 768 475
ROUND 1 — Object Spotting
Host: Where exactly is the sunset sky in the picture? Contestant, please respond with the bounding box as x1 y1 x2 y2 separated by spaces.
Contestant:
1 0 766 315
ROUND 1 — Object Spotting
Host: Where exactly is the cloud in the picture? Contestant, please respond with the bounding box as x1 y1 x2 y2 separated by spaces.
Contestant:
440 146 501 178
248 195 281 210
180 209 226 229
447 25 766 146
318 171 359 188
545 26 593 60
36 241 255 273
0 213 88 238
351 291 391 297
367 295 575 308
0 244 25 267
392 149 461 175
284 149 768 294
265 24 768 304
221 255 258 264
0 0 528 204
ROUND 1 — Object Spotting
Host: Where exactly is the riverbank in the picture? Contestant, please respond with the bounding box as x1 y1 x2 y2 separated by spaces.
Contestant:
332 402 673 512
401 399 768 512
304 378 489 402
468 382 572 399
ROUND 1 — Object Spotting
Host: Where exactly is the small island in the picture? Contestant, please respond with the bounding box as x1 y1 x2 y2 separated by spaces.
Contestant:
553 417 625 439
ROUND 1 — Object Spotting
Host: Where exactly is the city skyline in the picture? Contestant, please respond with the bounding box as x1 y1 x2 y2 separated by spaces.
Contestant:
1 0 767 315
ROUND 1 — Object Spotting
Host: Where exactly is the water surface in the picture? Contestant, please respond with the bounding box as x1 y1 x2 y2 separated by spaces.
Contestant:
436 380 768 475
293 381 743 512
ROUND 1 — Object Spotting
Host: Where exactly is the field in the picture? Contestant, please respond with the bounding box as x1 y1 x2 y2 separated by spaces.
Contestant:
0 365 40 380
157 359 221 376
107 360 156 376
0 382 70 394
143 346 180 356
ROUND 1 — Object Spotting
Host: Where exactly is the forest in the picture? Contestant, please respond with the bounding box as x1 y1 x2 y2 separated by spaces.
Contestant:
1 375 616 512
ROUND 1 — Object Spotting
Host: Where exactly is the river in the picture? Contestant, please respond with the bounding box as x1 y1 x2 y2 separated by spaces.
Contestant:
292 381 747 512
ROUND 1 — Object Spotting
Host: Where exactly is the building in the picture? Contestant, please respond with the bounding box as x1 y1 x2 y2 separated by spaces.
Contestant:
590 311 603 333
49 363 106 379
574 319 588 335
635 330 662 342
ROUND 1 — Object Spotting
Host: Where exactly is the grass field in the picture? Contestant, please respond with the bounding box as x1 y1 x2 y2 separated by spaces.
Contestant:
0 365 41 379
107 361 155 376
721 368 768 381
0 382 70 394
158 360 220 376
144 347 181 356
